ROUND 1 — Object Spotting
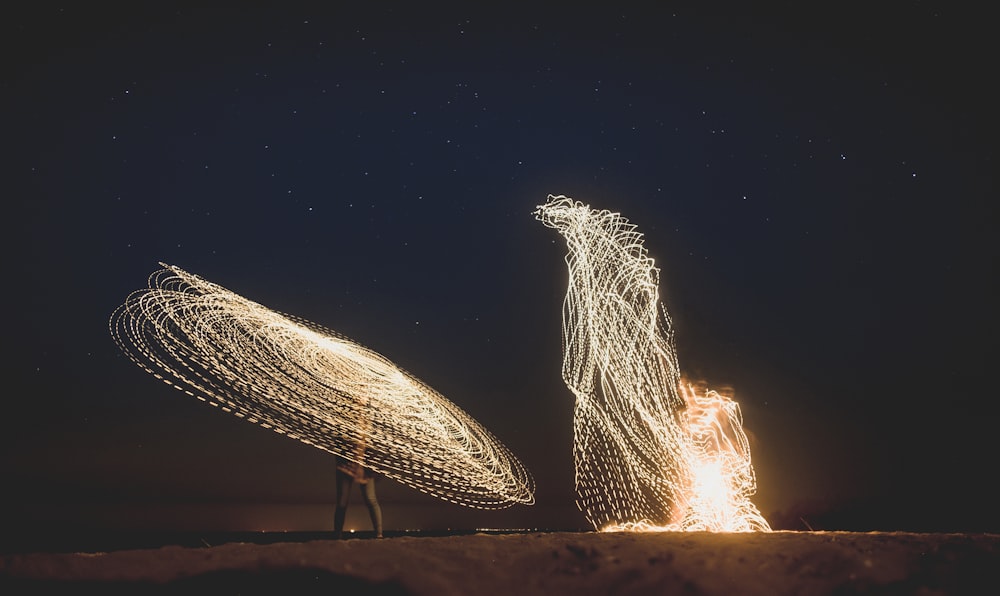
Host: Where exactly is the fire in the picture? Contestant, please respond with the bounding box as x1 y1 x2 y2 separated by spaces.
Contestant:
670 382 770 532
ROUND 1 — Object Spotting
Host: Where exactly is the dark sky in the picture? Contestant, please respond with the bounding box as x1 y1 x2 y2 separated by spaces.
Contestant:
4 2 996 536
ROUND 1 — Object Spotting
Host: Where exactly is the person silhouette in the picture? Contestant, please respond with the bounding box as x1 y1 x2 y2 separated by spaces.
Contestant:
334 454 383 539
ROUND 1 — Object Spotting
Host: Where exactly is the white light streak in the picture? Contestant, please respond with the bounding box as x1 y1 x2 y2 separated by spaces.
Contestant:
536 195 770 532
110 263 535 509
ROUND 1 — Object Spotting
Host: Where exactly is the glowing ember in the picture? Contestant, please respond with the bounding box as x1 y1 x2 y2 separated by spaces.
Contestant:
535 195 770 532
110 263 535 509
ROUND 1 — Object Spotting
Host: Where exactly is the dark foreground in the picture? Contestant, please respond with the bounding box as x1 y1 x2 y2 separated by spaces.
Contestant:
2 531 998 595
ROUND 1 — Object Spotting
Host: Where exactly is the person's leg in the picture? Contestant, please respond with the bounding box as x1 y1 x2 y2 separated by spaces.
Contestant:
360 480 383 538
334 470 354 539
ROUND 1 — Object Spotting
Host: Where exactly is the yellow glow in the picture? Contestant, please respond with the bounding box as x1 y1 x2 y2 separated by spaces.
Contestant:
536 195 770 532
110 263 535 509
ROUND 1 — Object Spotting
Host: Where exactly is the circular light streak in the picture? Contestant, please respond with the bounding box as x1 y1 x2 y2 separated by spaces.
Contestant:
110 263 535 509
536 195 770 532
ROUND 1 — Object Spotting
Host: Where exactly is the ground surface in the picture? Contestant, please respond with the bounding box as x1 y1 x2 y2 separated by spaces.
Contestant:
2 531 998 595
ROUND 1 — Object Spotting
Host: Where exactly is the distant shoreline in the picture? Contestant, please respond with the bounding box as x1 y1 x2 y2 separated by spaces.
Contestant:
0 527 589 556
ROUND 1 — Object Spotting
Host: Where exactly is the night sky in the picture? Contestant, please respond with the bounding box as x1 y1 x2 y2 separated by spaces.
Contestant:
5 3 996 537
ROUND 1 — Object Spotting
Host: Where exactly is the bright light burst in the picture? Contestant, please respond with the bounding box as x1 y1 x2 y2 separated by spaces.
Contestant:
535 195 770 532
109 263 535 509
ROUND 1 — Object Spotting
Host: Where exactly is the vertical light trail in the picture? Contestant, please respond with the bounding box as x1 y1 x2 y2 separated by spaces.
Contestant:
110 263 535 509
536 195 770 532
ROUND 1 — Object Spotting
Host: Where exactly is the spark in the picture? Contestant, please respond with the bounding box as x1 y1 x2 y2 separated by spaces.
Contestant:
110 263 535 509
535 195 770 532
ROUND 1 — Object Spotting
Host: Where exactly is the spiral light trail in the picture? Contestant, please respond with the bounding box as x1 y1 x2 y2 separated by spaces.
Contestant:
110 263 535 509
536 195 770 532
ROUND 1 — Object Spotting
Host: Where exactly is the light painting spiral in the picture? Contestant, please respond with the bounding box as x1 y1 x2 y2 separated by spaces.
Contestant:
110 263 535 509
536 195 770 532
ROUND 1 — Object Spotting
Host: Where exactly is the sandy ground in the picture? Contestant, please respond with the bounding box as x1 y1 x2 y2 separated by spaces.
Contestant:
2 531 998 595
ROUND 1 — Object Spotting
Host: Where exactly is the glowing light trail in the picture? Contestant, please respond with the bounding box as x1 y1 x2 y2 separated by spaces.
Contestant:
536 195 770 532
110 263 535 509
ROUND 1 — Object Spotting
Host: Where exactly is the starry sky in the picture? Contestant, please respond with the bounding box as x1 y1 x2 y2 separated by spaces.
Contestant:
4 3 996 537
